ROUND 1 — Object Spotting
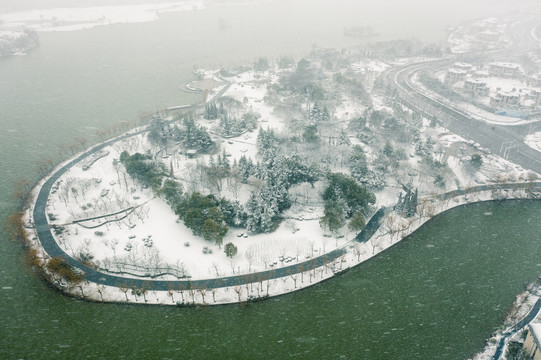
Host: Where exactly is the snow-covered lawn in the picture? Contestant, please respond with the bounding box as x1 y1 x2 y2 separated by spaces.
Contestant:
26 57 541 306
525 131 541 152
43 70 356 282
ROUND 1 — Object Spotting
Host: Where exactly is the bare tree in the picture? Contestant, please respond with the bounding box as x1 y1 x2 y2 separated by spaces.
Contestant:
234 285 242 302
199 288 207 304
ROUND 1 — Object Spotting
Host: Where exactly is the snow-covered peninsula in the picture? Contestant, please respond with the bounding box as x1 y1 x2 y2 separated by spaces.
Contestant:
22 42 541 306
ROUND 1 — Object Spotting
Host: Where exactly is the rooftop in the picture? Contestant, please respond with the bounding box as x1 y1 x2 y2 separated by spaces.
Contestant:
489 62 520 69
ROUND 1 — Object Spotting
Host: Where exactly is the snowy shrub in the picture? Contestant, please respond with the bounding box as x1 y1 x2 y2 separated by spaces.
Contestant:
202 247 213 254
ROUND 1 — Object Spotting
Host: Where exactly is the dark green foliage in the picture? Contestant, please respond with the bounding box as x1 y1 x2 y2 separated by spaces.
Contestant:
172 117 215 153
302 124 319 143
395 188 418 217
309 103 330 124
470 154 483 170
434 174 446 188
282 155 321 187
256 127 279 155
224 242 238 258
383 142 394 157
120 151 166 191
415 136 434 156
159 179 184 208
218 111 259 137
245 188 280 234
176 192 241 245
320 198 346 233
204 102 220 120
320 171 375 233
348 145 369 183
201 209 227 246
348 211 366 232
236 155 256 183
505 341 528 360
147 112 167 146
323 172 376 217
219 198 247 227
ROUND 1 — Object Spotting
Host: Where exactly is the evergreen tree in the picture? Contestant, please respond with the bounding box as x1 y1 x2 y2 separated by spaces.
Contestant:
320 198 346 234
348 211 366 232
224 242 238 258
245 192 262 234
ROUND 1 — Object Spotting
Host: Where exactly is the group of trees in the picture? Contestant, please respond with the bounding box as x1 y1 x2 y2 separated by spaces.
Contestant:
395 188 418 217
320 172 376 234
119 151 166 192
175 192 244 246
348 145 386 190
148 113 215 154
218 111 259 137
241 128 322 234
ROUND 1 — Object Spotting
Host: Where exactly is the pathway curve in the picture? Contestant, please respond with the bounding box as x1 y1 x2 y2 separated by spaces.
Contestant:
31 106 387 292
492 297 541 360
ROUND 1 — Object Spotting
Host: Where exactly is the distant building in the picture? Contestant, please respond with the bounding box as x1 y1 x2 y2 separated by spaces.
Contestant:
446 68 467 84
464 78 489 97
474 70 490 78
531 74 541 87
454 62 473 71
490 90 520 108
488 62 522 78
524 323 541 360
525 88 541 107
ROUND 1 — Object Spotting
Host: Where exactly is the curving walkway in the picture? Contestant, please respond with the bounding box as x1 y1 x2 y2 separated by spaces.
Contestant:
32 132 541 294
31 112 388 293
492 297 541 360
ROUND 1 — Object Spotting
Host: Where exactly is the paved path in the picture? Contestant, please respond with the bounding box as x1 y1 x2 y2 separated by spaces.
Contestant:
31 105 386 292
31 34 541 296
384 21 541 175
492 297 541 360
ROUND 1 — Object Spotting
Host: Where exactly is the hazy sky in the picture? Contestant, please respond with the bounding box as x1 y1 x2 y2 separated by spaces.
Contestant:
0 0 536 13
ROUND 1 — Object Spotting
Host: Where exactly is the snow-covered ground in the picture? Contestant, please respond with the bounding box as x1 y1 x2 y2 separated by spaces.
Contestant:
411 73 539 126
0 1 204 32
525 131 541 152
23 60 541 306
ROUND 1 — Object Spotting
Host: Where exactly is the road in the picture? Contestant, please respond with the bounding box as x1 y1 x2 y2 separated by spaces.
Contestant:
384 21 541 175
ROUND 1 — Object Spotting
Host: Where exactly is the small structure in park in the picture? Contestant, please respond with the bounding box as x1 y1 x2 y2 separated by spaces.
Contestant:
186 149 197 158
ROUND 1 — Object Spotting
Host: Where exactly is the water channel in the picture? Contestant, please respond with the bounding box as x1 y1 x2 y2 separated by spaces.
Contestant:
1 1 540 358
